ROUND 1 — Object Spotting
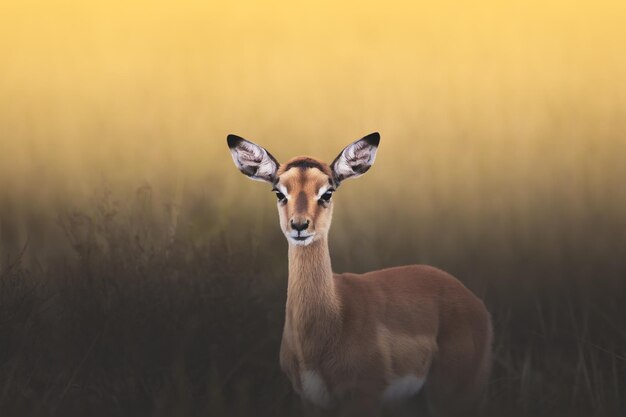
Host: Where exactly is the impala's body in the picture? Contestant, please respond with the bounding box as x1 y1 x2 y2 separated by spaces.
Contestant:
227 133 492 416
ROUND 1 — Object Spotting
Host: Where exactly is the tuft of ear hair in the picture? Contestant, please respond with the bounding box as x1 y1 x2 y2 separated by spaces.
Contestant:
227 134 279 184
331 132 380 185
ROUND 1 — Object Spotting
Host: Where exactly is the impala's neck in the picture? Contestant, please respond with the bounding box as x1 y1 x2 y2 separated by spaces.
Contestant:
286 236 340 332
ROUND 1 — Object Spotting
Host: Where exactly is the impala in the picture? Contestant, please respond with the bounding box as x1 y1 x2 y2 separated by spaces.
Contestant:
227 132 492 416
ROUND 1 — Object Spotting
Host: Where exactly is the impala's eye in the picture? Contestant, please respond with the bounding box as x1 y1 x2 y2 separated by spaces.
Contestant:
319 191 333 203
275 191 286 202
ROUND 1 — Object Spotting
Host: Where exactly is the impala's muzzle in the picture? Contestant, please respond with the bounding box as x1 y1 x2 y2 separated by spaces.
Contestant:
288 216 314 245
290 218 309 232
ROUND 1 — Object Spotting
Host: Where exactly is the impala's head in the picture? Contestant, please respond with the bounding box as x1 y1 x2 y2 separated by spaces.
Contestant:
227 133 380 246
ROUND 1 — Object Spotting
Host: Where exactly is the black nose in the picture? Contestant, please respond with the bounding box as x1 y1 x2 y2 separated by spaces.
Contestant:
291 219 309 232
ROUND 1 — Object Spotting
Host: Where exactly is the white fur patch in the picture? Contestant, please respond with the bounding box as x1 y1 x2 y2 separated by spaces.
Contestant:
382 375 425 402
301 370 332 408
316 185 331 199
277 184 290 199
288 235 315 246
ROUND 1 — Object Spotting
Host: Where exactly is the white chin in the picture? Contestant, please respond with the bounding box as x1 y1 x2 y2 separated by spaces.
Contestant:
288 235 315 246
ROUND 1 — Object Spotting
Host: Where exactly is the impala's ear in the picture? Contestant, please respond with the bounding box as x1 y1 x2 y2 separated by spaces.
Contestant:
227 134 279 184
331 132 380 185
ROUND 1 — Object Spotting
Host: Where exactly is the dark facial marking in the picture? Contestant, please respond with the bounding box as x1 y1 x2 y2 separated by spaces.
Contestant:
295 191 308 213
283 158 331 176
314 197 322 220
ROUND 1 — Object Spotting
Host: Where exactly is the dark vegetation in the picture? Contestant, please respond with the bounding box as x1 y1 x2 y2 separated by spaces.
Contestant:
0 185 624 417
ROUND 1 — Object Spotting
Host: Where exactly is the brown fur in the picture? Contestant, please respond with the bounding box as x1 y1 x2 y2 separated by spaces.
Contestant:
233 152 493 416
274 157 492 416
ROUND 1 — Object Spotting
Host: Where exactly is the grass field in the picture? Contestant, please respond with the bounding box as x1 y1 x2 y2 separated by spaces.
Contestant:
1 1 625 416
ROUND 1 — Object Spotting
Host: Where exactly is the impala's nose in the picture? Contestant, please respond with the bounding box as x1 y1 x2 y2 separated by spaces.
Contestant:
290 218 310 232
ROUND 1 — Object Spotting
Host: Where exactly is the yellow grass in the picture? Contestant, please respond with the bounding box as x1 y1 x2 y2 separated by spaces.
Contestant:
1 0 625 267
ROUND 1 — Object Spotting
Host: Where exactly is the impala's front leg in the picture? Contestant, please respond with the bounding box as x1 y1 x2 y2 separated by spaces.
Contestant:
279 336 303 396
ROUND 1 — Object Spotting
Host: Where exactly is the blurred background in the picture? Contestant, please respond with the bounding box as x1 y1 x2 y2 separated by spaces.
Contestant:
0 1 625 416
